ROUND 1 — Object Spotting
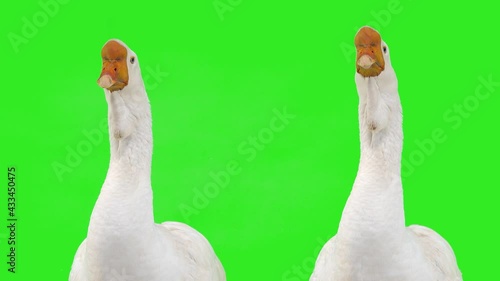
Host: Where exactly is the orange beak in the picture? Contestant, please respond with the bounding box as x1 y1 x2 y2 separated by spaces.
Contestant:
354 27 385 77
97 40 129 92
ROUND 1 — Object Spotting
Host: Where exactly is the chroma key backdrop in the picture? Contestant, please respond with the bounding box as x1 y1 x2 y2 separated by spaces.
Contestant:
1 0 498 280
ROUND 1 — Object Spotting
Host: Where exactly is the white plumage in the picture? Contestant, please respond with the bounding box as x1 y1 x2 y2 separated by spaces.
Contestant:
310 27 462 281
69 39 225 281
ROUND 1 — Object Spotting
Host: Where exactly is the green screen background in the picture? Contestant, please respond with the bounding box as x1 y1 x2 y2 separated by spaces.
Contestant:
1 0 498 280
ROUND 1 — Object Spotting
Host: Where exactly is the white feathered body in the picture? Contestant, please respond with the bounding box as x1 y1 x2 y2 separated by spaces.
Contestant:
310 41 461 281
70 40 225 281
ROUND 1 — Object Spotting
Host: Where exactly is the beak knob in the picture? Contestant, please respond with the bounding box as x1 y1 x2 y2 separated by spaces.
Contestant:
357 55 375 69
97 74 114 89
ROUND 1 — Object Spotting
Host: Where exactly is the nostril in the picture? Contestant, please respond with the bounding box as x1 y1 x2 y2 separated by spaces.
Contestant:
114 68 117 72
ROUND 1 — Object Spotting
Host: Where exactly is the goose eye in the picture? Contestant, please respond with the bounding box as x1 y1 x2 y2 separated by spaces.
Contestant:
130 57 135 64
383 46 387 53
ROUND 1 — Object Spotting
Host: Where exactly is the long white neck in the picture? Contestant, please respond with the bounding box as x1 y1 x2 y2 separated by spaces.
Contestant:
337 67 406 256
106 84 153 182
85 83 164 273
357 73 402 180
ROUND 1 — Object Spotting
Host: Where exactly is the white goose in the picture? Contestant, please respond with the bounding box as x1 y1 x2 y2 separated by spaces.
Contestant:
310 27 462 281
69 39 225 281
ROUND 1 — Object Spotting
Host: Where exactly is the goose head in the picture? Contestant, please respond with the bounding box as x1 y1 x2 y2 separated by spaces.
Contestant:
355 26 391 78
354 27 400 139
97 39 144 93
97 39 150 141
